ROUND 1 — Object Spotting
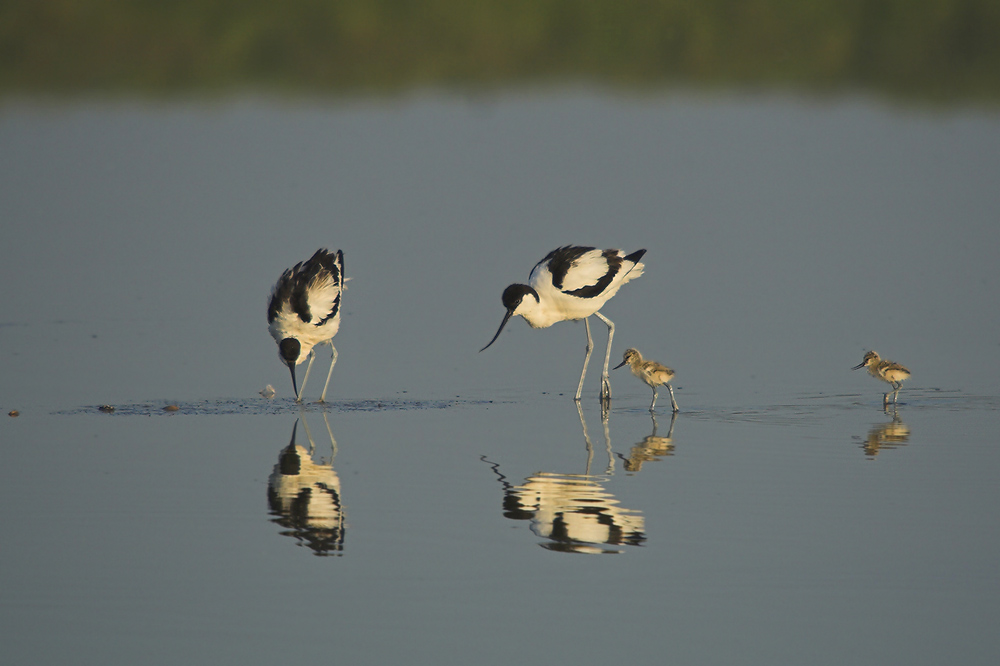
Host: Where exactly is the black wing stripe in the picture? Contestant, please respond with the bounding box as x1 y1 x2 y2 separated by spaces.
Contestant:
267 249 343 324
317 294 341 326
623 248 646 265
564 249 621 299
542 245 595 289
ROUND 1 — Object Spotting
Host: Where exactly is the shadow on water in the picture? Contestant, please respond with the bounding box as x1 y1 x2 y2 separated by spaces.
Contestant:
853 407 912 460
267 414 345 556
616 412 678 473
481 403 645 554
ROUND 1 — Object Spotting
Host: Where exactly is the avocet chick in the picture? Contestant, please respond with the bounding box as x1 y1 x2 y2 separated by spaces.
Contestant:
853 350 910 407
613 348 678 413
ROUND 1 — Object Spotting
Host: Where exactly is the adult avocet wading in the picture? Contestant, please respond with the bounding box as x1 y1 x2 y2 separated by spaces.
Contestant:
268 249 344 402
853 350 910 407
480 245 646 403
614 348 679 413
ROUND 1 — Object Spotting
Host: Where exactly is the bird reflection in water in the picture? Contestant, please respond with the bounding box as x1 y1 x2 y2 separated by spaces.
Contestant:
618 412 677 473
481 405 645 554
267 413 345 556
855 408 911 459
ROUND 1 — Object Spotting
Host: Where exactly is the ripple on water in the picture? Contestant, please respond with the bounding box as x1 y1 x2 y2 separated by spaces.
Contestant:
56 397 502 417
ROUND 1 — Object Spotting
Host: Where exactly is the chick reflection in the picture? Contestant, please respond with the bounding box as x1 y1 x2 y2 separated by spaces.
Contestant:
618 412 677 473
267 414 345 556
857 409 911 459
482 406 645 554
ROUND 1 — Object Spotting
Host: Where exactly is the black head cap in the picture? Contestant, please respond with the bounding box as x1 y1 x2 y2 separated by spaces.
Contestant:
279 338 301 365
482 285 539 353
501 284 538 311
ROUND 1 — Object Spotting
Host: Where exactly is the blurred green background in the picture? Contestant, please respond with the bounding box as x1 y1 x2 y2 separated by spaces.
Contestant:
2 0 998 101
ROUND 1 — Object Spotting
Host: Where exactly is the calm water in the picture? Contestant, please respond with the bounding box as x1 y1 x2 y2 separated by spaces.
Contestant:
2 91 1000 664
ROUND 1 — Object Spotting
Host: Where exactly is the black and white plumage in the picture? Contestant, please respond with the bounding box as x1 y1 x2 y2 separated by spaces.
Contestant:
267 249 344 402
481 245 646 402
267 419 345 556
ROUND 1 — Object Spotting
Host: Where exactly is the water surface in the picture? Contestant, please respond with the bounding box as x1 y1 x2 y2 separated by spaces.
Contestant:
2 91 999 665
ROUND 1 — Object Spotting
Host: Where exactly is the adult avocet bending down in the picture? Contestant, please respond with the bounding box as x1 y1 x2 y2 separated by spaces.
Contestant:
268 249 344 402
481 245 646 403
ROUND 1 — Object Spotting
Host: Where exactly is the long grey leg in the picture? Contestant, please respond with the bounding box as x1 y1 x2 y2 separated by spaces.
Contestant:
667 383 679 412
649 387 658 412
299 412 317 454
575 317 594 401
601 409 613 475
576 401 594 474
319 344 339 403
322 411 338 460
297 350 316 402
594 311 614 403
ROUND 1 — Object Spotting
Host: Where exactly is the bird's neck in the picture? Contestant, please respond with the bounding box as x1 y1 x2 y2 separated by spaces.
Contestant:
518 303 560 329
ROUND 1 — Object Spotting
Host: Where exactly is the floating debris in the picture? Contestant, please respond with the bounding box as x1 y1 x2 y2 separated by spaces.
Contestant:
260 384 276 399
163 404 180 412
8 410 19 417
98 405 115 413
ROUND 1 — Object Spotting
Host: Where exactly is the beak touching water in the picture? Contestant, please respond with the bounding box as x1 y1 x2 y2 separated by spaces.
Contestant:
287 361 299 399
480 309 514 352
